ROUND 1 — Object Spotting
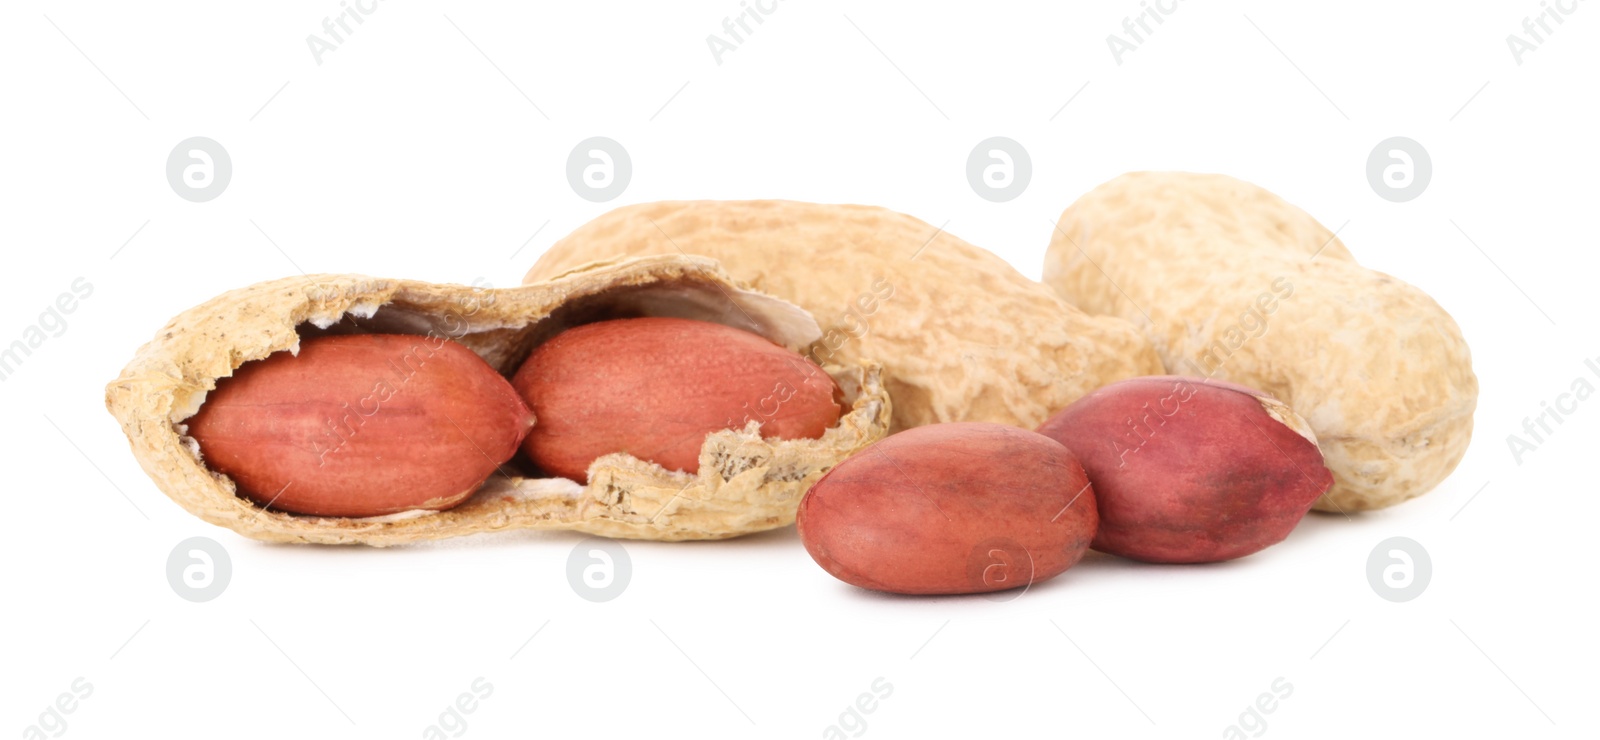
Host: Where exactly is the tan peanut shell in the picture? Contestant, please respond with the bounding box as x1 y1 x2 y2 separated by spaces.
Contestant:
1043 172 1477 512
524 200 1163 432
105 256 890 545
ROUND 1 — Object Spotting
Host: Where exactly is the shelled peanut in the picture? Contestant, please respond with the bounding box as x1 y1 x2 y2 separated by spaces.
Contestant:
1036 376 1333 563
797 422 1097 595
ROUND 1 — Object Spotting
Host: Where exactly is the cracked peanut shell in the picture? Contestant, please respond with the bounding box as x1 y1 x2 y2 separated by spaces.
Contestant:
105 255 890 545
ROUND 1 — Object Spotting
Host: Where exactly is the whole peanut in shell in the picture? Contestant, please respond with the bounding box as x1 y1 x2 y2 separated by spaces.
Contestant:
797 422 1098 595
1045 172 1476 512
513 317 843 482
187 334 533 518
1036 376 1332 564
524 200 1163 432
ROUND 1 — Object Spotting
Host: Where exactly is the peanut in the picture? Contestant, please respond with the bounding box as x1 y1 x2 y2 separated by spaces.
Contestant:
105 257 891 545
796 422 1097 595
1036 376 1332 563
186 334 534 518
1045 173 1476 511
513 317 843 482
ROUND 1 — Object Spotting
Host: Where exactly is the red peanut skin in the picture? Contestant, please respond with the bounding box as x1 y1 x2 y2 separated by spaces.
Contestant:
512 317 843 483
1035 376 1333 564
796 422 1098 595
187 334 534 518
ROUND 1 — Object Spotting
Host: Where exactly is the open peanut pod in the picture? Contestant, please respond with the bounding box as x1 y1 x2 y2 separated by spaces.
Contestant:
105 255 890 546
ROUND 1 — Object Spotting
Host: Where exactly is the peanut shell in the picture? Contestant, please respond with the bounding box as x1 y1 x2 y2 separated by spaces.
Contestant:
523 200 1163 432
1044 172 1477 511
105 256 890 545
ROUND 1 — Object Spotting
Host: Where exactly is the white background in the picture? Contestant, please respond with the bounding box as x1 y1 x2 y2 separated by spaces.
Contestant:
2 2 1595 738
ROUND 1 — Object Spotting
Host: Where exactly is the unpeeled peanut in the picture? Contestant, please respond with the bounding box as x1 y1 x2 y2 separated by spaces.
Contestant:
186 334 534 518
513 317 843 482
